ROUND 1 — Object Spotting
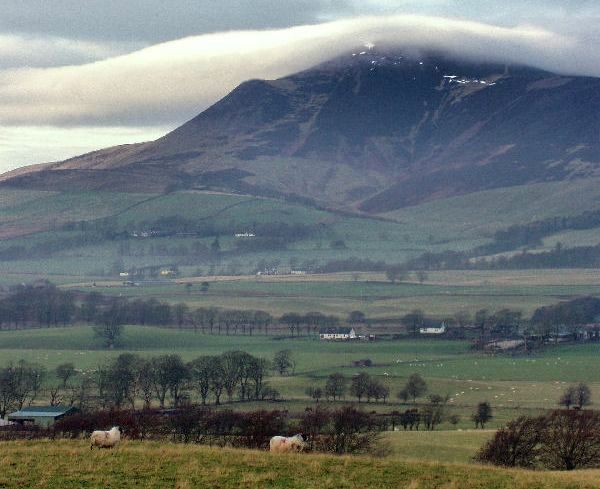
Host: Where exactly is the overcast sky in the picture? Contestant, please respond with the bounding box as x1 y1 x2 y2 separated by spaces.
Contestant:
1 1 599 172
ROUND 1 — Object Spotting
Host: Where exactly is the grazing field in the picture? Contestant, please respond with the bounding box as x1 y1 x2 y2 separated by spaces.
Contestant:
62 267 600 318
1 325 599 429
1 183 600 286
383 177 600 237
0 441 598 489
384 429 495 463
0 187 485 282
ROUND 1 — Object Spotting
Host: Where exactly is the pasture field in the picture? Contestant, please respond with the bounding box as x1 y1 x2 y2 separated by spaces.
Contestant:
0 189 60 213
383 177 600 237
0 187 486 282
1 184 599 289
61 267 600 318
383 429 495 463
0 326 599 429
0 440 599 489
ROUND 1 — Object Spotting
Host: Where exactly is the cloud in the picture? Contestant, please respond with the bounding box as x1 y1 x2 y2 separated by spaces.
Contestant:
0 125 171 173
2 1 597 44
0 0 350 43
1 15 597 129
0 34 140 68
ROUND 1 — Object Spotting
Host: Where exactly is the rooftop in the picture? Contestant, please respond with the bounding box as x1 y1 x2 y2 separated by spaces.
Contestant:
8 405 76 418
320 327 353 334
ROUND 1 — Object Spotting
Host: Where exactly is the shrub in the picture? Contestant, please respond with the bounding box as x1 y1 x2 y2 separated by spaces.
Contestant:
476 416 543 468
477 410 600 470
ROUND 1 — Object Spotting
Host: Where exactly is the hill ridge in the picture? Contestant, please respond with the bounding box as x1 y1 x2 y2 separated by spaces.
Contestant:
2 48 599 213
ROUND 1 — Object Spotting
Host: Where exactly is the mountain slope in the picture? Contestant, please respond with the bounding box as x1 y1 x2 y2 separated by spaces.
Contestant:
2 48 599 213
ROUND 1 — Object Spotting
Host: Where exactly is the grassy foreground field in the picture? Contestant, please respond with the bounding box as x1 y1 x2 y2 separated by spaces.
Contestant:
0 440 599 489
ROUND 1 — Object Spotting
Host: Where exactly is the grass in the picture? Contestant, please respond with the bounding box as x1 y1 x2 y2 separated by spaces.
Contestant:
61 267 600 318
0 191 150 232
0 187 485 281
2 182 600 287
384 177 600 238
0 325 599 426
0 440 598 488
0 188 57 210
384 429 494 464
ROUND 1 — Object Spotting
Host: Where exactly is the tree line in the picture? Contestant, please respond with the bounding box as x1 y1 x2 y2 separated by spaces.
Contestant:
485 209 600 255
0 283 346 345
0 214 322 263
0 350 286 417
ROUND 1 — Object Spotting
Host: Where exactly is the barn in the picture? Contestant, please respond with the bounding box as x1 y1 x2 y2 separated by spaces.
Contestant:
8 405 78 428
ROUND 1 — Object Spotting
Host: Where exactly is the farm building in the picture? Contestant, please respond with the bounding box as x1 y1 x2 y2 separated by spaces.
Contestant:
484 339 526 352
8 405 78 428
419 323 447 335
319 327 357 340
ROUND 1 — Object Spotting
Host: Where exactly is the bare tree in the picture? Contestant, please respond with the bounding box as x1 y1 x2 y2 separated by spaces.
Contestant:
325 373 347 401
541 410 600 470
136 358 155 409
56 362 76 388
473 401 493 428
386 266 407 284
350 373 370 402
11 360 46 410
221 351 243 402
273 350 295 376
209 356 225 405
402 373 428 403
305 386 323 402
48 384 63 406
189 356 213 405
0 365 16 418
478 410 600 470
560 383 592 409
476 416 544 467
93 319 124 349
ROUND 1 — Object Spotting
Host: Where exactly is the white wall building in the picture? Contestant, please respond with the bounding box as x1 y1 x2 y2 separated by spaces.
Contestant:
319 327 357 340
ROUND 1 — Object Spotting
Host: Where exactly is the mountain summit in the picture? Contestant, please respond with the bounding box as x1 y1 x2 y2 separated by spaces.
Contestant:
2 48 599 213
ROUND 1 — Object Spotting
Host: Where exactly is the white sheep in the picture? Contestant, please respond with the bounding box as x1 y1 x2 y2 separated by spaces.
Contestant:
90 426 121 450
269 434 306 453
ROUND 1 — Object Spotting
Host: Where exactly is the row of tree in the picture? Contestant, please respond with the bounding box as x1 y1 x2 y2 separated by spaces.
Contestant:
305 372 390 404
0 214 322 263
0 283 349 342
0 350 285 416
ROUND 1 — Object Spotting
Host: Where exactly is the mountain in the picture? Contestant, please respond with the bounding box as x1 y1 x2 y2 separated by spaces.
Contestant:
2 48 599 214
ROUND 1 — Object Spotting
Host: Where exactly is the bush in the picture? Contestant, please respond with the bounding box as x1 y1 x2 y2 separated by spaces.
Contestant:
540 410 600 470
477 410 600 470
476 416 543 468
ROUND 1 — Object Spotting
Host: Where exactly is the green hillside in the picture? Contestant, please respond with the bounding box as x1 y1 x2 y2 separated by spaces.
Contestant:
1 178 600 285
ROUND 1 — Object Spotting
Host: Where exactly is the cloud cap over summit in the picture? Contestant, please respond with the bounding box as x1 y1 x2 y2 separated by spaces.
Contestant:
0 15 598 128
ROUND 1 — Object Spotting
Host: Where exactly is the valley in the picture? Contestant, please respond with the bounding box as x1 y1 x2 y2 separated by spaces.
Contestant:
1 45 600 487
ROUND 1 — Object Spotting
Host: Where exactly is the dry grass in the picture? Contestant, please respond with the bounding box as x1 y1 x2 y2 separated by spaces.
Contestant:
0 440 598 488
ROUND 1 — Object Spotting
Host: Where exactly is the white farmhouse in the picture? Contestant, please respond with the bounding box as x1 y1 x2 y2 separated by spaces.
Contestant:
419 323 447 335
319 327 357 340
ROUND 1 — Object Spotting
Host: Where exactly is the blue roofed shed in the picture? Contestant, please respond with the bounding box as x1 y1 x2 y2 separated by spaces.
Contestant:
8 406 78 427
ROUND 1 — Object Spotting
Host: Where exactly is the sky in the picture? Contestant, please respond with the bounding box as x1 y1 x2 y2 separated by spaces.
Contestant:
0 1 599 173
